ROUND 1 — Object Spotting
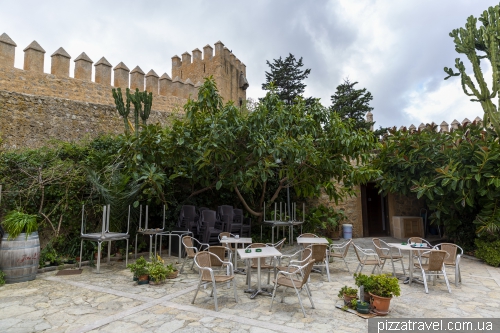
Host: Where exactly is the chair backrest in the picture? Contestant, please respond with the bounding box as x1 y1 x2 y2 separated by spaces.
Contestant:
194 251 213 281
268 238 286 251
208 246 227 267
299 259 316 287
233 209 244 224
352 243 363 262
341 239 352 257
298 233 318 248
426 250 447 271
436 243 460 265
182 236 196 258
302 247 312 262
408 237 430 246
372 238 384 257
311 244 328 262
218 232 231 240
201 210 217 228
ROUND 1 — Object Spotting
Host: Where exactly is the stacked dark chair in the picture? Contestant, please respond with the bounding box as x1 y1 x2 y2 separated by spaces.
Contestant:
177 205 199 238
199 209 223 245
231 208 244 235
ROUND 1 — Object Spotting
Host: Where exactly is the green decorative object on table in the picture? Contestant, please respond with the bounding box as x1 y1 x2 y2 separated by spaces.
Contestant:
255 249 262 252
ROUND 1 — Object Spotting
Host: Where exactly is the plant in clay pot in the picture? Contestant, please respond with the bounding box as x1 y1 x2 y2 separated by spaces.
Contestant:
369 274 401 315
338 285 358 306
127 256 148 282
147 255 168 284
165 263 179 279
353 273 376 302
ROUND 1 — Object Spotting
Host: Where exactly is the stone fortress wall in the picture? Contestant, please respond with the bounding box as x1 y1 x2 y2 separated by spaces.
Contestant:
0 33 248 149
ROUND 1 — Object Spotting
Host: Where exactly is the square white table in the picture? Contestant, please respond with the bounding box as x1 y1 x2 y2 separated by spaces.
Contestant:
388 243 435 285
237 247 282 299
296 237 329 245
220 237 252 273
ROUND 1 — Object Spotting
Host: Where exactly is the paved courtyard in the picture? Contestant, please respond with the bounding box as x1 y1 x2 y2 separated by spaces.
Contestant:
1 237 499 333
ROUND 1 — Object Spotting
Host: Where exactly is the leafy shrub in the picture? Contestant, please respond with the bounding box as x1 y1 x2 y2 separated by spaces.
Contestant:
0 270 5 286
475 238 500 267
2 210 38 240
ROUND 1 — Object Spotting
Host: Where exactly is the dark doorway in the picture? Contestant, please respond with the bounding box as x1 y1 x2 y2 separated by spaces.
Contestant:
361 183 388 237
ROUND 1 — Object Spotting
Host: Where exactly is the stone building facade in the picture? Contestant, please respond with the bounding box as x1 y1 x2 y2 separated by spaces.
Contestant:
0 33 248 149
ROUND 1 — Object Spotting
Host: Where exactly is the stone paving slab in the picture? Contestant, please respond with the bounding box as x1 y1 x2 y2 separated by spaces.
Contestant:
0 237 499 332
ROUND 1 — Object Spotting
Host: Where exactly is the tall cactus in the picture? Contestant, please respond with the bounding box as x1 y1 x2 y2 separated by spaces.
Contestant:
444 4 500 134
112 87 131 134
141 91 153 125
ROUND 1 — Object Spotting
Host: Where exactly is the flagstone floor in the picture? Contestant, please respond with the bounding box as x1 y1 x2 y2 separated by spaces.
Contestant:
0 237 499 333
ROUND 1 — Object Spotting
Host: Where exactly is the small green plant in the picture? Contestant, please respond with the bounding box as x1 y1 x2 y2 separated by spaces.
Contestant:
166 263 178 272
341 305 349 311
2 210 38 240
350 298 358 308
353 273 377 293
0 270 5 286
475 238 500 267
39 243 60 267
127 256 148 277
147 255 168 283
357 300 368 306
370 274 401 298
338 285 357 298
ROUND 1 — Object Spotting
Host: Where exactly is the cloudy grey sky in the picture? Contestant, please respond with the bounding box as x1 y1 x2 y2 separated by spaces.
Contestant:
1 0 496 129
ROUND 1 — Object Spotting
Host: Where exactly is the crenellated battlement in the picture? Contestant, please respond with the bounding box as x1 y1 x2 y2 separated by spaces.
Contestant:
0 33 248 103
0 32 249 149
395 116 483 133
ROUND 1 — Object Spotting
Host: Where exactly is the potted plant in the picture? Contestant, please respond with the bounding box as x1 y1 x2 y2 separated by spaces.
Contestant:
165 263 179 279
369 274 401 315
338 285 358 306
0 210 40 284
307 205 346 239
355 300 370 314
353 273 376 303
147 255 168 285
127 256 148 283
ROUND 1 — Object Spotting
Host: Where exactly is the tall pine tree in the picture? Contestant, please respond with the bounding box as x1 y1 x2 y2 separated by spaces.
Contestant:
330 79 374 131
262 53 311 105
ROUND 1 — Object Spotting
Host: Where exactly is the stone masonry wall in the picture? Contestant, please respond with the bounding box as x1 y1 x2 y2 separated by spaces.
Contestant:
314 186 364 238
387 192 426 219
0 90 180 149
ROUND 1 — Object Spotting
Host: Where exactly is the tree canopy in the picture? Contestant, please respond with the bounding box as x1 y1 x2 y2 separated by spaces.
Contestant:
262 53 311 105
330 78 374 131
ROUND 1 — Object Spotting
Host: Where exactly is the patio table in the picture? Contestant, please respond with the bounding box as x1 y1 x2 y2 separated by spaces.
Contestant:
388 242 435 285
237 246 282 299
296 237 329 245
154 230 193 263
220 237 252 274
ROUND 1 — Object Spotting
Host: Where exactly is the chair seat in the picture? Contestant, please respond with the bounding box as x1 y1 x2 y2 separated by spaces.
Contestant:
361 259 380 265
379 254 403 259
251 264 274 269
330 253 345 258
276 276 303 288
202 275 235 283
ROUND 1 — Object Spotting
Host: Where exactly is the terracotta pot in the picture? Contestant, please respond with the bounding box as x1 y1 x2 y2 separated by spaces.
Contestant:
166 270 179 279
343 293 357 306
137 274 149 285
369 292 392 315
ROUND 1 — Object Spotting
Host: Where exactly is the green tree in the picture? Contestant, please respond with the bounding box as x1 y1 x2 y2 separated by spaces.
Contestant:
170 76 379 219
444 3 500 134
262 53 311 105
330 79 375 131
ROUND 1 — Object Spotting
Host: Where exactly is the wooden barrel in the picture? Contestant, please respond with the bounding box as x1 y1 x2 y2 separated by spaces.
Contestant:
0 232 40 284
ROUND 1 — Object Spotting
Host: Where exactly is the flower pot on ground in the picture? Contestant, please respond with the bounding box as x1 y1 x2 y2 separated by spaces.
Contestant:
147 255 168 284
356 300 370 314
369 274 401 316
353 273 377 303
165 263 179 279
0 210 40 284
338 285 358 306
127 256 148 282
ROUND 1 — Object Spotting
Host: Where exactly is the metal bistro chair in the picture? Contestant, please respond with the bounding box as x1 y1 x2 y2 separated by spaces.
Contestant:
434 243 463 287
135 205 166 259
275 248 312 280
79 204 130 273
372 238 406 277
309 243 331 282
415 249 451 294
192 251 238 312
352 242 382 275
297 233 318 249
180 235 209 274
270 259 316 318
329 239 352 273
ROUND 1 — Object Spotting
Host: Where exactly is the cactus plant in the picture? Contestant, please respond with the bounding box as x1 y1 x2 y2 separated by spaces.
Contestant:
112 87 131 134
444 4 500 134
127 89 153 136
141 91 153 125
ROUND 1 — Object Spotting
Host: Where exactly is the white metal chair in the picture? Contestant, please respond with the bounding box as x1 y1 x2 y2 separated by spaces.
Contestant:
415 249 451 294
191 251 238 311
352 243 382 274
372 238 406 277
270 259 316 317
329 239 352 273
79 204 130 273
434 243 463 287
308 244 331 282
275 248 312 279
180 236 209 273
134 205 166 259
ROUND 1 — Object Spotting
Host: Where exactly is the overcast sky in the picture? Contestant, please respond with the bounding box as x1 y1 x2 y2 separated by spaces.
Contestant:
1 0 497 129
